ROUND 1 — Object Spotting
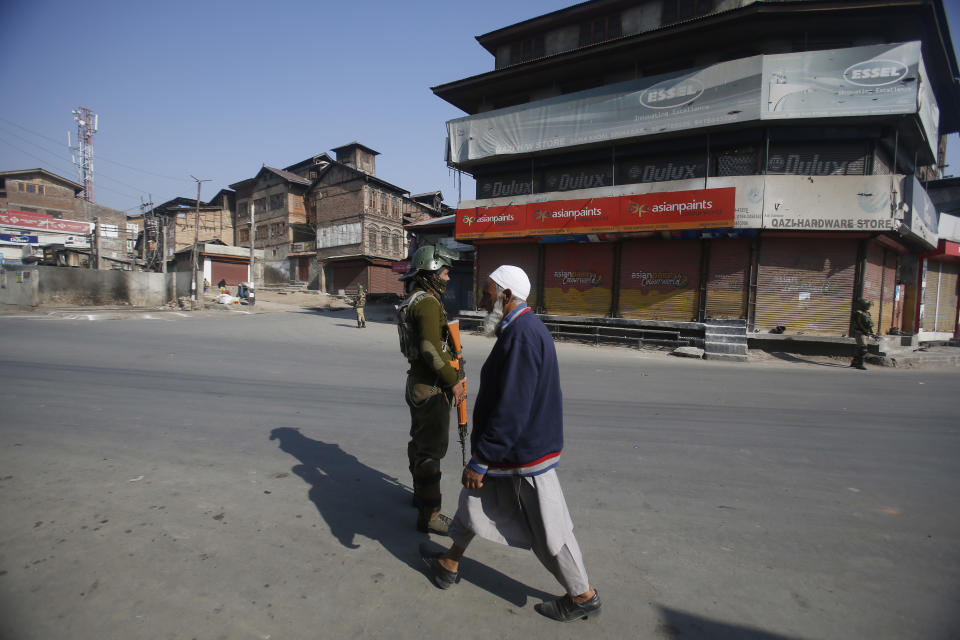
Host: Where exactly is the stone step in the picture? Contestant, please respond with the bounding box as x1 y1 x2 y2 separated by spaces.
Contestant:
705 352 749 362
705 334 748 345
705 326 749 337
704 341 749 355
703 318 747 326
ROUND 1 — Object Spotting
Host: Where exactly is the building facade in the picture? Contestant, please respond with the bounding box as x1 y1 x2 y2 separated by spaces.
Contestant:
0 168 134 268
230 143 444 295
433 0 960 341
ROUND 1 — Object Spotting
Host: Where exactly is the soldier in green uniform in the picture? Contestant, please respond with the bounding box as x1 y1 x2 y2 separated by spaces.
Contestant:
851 298 877 370
397 244 466 534
354 284 367 328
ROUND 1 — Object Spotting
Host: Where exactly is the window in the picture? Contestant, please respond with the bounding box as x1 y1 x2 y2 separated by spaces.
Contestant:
381 230 389 249
269 193 285 210
254 198 266 215
368 227 378 249
509 35 545 65
256 225 268 240
18 182 44 195
662 0 714 26
579 15 621 46
392 233 400 253
237 201 248 216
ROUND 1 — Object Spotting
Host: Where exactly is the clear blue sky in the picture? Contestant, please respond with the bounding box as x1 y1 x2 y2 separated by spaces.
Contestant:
2 0 959 215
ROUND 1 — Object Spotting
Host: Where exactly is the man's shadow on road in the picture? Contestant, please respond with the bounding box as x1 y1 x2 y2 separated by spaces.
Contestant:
269 427 553 606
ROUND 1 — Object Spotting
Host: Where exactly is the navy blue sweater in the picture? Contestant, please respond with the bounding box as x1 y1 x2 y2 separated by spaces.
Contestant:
468 307 563 477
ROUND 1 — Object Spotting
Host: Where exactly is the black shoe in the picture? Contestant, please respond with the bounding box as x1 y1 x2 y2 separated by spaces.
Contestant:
417 512 451 535
855 365 867 370
535 590 602 622
419 543 458 590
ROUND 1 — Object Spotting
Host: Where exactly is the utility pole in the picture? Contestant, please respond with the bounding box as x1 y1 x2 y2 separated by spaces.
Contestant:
191 176 210 310
249 196 256 306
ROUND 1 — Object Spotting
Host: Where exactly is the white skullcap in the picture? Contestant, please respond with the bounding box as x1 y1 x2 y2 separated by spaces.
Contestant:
488 265 531 301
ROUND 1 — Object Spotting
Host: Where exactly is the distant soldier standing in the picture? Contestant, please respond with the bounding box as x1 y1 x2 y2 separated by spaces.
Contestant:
354 284 367 328
851 298 876 370
397 244 466 534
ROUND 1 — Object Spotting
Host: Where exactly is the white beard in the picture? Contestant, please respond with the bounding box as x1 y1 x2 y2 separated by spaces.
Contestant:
482 297 504 337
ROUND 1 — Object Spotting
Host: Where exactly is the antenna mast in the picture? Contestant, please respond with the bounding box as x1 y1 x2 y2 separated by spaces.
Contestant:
71 106 98 201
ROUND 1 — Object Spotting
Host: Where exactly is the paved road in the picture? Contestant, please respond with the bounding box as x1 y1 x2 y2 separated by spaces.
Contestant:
0 308 957 640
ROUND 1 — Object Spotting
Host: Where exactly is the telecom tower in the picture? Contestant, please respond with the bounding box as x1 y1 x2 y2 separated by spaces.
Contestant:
69 106 98 202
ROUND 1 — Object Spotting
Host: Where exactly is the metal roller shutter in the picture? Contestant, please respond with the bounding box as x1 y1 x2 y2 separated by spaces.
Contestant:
332 262 365 293
476 243 540 310
861 241 898 335
706 239 750 319
937 263 960 334
755 237 858 336
924 261 959 333
543 243 614 317
211 260 248 287
619 239 700 321
921 260 940 331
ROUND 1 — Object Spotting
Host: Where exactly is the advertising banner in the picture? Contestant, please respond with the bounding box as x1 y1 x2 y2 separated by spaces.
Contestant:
0 233 39 244
447 42 930 165
448 56 762 164
761 42 922 120
762 175 900 232
902 175 939 248
456 187 735 239
0 209 93 234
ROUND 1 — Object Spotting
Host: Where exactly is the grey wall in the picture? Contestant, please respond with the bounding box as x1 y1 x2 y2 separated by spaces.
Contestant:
0 265 175 309
0 266 39 309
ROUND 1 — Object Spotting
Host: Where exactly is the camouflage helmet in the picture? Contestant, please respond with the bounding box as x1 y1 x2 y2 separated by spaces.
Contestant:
410 244 457 273
857 298 872 309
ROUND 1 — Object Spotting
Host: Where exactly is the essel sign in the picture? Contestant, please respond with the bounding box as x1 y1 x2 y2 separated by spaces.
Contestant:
456 187 735 239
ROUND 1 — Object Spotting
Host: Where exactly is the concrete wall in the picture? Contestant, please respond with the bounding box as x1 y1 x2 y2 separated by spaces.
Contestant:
0 266 39 309
0 265 175 309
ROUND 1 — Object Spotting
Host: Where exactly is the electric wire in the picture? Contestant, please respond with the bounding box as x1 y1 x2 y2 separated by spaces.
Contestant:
0 126 155 196
0 115 192 183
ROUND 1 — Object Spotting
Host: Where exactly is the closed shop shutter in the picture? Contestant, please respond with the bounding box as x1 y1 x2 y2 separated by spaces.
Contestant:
211 259 248 287
331 261 365 293
921 260 938 331
543 243 614 317
706 239 750 319
862 241 898 335
368 265 403 296
937 263 960 334
476 243 540 309
755 237 857 336
619 239 700 321
924 261 959 333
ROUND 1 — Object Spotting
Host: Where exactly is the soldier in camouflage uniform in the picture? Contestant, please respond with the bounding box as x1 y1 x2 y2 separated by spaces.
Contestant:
354 284 367 328
398 244 466 535
851 298 876 370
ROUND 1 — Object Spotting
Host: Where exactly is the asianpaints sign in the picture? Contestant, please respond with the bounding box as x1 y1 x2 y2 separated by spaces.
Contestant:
456 187 735 239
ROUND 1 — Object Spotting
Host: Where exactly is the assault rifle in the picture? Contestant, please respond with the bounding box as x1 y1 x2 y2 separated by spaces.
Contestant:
447 320 469 467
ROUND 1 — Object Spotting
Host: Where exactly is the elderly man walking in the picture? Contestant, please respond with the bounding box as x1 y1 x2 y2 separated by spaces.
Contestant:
419 265 601 622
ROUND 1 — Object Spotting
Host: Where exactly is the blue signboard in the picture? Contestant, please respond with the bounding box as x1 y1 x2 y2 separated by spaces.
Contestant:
0 233 39 244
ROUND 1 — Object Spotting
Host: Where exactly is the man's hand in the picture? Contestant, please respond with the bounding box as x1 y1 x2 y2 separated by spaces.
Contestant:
451 378 467 406
462 466 484 490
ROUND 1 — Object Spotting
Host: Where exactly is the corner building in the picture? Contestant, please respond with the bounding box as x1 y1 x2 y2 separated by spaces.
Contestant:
433 0 960 340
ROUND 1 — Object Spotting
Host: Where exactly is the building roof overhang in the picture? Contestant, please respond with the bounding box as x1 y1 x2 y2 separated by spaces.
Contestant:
0 168 84 192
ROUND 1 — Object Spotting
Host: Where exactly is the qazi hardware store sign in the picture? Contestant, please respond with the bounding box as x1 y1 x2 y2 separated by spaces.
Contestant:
456 188 735 240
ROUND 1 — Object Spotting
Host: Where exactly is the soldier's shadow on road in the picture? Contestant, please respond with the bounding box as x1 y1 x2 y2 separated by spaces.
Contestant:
268 427 553 607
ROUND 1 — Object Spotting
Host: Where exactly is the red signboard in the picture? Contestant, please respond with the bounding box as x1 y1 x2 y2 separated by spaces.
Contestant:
455 187 735 239
0 209 93 234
